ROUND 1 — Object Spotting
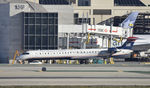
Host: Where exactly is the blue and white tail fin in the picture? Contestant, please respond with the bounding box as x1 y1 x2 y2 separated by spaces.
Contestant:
120 12 139 29
118 37 138 49
108 37 138 53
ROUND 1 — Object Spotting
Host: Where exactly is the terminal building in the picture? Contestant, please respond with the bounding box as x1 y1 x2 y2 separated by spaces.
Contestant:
0 0 150 63
0 0 73 63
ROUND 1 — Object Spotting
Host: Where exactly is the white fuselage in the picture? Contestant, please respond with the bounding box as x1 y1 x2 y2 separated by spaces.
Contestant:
17 49 107 60
17 48 133 60
134 35 150 45
112 49 133 56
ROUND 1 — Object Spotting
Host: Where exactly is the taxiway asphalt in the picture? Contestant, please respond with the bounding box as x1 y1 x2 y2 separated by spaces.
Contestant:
0 64 150 86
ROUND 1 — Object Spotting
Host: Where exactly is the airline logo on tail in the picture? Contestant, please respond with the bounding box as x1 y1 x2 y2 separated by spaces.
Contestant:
120 12 139 29
118 37 138 49
108 37 138 57
129 23 133 27
108 37 138 53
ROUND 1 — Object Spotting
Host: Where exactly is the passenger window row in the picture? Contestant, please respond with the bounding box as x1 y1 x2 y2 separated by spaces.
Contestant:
37 51 99 55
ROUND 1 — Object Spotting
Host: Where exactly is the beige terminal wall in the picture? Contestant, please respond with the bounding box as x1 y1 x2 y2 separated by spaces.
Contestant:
26 0 39 3
73 0 150 25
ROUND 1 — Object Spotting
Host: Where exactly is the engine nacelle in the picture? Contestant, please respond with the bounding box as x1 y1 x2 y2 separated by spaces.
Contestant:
108 48 118 53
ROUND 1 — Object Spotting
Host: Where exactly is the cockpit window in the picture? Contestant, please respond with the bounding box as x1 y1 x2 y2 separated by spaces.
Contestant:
22 53 29 55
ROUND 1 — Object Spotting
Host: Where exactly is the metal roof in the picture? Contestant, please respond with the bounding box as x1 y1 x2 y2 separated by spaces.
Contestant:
114 0 146 6
26 1 47 12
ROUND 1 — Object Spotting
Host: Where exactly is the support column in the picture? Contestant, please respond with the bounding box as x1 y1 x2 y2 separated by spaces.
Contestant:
49 60 52 64
67 60 69 64
102 36 104 47
67 33 70 49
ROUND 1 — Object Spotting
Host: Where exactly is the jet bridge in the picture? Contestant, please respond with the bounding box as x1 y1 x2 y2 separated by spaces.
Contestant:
58 24 131 49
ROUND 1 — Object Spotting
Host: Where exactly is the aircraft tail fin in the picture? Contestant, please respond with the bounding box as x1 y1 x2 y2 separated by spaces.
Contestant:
118 37 138 49
120 12 139 29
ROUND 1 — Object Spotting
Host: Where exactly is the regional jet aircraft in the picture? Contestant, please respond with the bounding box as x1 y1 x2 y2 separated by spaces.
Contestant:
16 37 137 60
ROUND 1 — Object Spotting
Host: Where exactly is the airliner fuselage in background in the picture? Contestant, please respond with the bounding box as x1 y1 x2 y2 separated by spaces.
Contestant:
133 34 150 51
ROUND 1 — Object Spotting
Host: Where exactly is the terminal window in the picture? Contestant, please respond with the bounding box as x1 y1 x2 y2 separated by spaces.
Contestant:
39 0 76 5
74 13 79 24
114 0 146 6
74 13 91 25
78 0 91 6
93 9 112 15
78 18 91 25
24 13 58 50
